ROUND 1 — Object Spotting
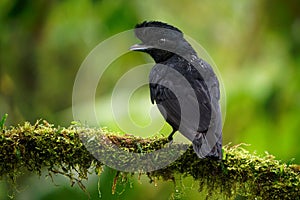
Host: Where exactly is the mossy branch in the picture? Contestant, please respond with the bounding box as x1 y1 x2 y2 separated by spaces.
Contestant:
0 120 299 199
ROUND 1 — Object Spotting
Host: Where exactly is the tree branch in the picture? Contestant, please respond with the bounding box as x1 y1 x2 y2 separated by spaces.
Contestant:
0 120 299 199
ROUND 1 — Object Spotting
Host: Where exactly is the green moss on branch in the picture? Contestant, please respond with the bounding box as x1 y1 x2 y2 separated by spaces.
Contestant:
0 120 299 199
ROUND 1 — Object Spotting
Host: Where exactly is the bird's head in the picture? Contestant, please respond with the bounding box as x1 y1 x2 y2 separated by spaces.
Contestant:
130 21 195 63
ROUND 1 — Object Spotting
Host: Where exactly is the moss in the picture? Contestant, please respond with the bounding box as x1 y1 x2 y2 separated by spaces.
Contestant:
0 120 299 199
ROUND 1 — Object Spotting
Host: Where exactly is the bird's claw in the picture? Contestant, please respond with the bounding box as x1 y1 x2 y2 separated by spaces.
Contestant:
168 139 173 147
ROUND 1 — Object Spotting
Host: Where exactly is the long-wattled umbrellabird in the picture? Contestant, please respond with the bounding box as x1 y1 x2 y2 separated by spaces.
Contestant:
130 21 222 160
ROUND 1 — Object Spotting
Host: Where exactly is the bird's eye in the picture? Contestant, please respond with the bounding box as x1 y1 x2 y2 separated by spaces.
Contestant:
159 38 166 44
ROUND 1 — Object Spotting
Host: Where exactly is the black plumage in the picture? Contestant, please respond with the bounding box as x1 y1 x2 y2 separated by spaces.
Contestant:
130 21 222 159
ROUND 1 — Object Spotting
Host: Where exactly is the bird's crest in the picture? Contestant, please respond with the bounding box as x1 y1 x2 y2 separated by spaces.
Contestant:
135 21 182 34
134 21 183 43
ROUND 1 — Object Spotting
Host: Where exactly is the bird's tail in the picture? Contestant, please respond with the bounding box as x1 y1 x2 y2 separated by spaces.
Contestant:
192 132 222 160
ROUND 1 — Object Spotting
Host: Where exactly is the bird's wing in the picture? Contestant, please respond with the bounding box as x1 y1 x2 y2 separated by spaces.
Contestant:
149 62 213 134
149 64 182 130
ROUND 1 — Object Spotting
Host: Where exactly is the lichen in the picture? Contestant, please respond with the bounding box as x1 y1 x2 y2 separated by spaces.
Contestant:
0 120 299 199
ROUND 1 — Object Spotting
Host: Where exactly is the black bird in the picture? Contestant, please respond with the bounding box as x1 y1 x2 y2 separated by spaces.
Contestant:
130 21 222 159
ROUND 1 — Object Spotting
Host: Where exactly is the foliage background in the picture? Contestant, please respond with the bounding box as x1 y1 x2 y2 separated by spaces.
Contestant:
0 0 299 199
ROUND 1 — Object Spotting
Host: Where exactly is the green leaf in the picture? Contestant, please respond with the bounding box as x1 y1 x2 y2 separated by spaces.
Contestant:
0 113 8 130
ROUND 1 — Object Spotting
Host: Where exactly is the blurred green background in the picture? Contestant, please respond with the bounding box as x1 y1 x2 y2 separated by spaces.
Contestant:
1 0 300 199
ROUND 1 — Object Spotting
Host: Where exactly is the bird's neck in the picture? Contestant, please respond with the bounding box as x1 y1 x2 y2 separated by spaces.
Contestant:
147 49 174 63
147 46 198 64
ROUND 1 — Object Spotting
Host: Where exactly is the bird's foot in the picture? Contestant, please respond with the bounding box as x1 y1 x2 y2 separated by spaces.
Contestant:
167 135 173 146
167 140 174 148
168 135 173 142
167 129 176 147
